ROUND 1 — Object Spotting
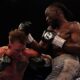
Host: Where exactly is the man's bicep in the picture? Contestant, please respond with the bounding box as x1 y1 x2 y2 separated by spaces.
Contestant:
24 48 39 58
71 32 80 43
70 22 80 43
39 40 49 49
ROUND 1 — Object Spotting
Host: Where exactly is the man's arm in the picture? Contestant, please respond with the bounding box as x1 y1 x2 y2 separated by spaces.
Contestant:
26 33 41 51
42 22 80 55
23 48 40 58
0 46 8 57
0 46 12 71
62 22 80 55
26 33 50 54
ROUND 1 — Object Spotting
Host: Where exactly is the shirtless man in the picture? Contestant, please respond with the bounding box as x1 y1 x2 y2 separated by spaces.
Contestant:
18 21 52 80
0 29 51 80
39 2 80 80
18 3 80 80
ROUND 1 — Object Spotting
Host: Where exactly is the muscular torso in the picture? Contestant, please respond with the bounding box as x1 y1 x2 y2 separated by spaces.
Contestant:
48 21 80 54
0 53 28 80
45 21 80 80
0 47 38 80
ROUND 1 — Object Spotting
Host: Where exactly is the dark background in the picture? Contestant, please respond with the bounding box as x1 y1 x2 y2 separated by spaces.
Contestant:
0 0 80 80
0 0 80 46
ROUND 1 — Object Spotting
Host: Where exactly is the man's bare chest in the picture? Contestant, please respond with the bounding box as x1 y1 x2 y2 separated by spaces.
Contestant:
13 55 29 73
0 54 28 75
54 26 71 39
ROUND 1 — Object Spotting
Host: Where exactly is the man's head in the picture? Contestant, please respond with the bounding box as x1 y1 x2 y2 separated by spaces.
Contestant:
45 2 72 28
8 29 27 54
45 5 63 23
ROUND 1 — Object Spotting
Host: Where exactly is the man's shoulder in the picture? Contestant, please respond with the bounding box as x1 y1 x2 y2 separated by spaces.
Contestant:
0 46 8 56
70 21 80 26
23 48 39 57
70 21 80 25
69 21 80 31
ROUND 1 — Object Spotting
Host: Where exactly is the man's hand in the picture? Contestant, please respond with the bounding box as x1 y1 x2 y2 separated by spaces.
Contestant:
42 30 66 48
18 21 32 35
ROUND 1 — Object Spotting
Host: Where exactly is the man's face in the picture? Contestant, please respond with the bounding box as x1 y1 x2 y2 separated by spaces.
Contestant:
45 6 60 26
9 41 26 56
